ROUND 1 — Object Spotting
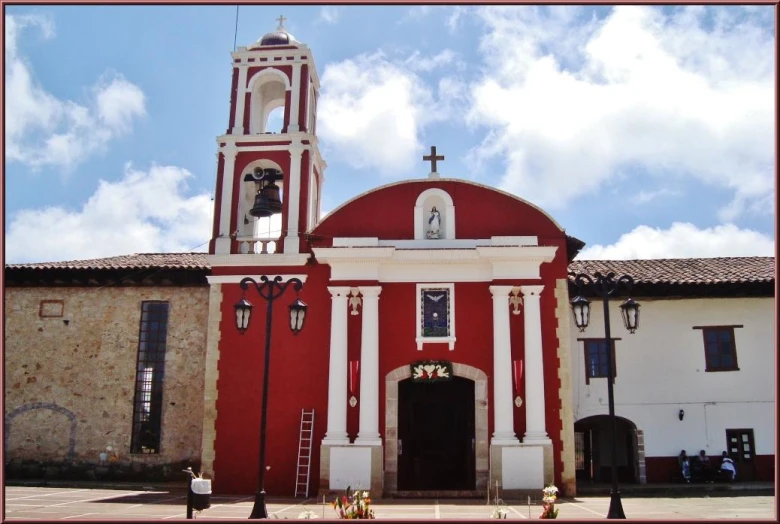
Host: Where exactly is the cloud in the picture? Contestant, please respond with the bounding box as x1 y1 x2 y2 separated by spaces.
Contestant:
630 188 681 205
318 6 340 24
446 6 470 33
318 51 450 175
5 164 214 263
404 49 462 73
578 222 776 260
4 14 146 171
467 6 774 220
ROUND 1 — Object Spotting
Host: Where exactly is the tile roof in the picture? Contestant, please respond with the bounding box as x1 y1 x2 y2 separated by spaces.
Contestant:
6 253 774 286
568 257 775 285
5 253 209 271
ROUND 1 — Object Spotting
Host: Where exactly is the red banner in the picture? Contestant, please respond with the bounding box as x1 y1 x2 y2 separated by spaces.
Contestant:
513 360 523 395
349 360 360 396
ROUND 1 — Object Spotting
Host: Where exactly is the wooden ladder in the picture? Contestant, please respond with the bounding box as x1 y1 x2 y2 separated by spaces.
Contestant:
294 408 315 498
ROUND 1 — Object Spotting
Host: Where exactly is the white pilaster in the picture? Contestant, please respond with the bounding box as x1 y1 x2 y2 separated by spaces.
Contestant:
520 285 550 444
324 287 350 444
232 65 248 135
490 285 518 445
283 144 304 254
355 286 382 445
214 147 238 254
288 63 302 133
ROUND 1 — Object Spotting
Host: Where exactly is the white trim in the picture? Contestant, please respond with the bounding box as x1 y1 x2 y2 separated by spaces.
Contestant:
415 283 456 351
288 63 302 133
215 147 238 255
208 254 310 267
246 67 291 92
283 145 304 254
331 237 539 249
206 274 308 284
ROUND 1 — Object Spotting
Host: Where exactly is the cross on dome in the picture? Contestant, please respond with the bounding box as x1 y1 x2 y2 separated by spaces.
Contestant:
423 146 444 179
276 15 287 30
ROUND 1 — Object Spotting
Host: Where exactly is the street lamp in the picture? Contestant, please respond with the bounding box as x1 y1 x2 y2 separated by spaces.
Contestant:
569 271 640 520
234 276 308 519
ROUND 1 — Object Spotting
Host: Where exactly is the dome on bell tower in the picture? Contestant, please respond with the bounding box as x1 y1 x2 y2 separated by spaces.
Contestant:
252 15 298 47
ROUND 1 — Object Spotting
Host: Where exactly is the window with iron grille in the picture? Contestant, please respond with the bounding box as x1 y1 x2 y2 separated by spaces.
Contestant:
695 325 741 372
582 338 617 385
130 301 169 454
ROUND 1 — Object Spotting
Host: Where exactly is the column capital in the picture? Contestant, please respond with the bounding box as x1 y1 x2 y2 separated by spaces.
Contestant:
489 285 514 297
220 146 238 160
357 286 382 297
289 143 305 157
520 285 544 297
328 286 351 298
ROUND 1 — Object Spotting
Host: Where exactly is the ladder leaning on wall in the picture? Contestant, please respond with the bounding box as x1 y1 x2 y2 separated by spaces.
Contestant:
294 408 315 498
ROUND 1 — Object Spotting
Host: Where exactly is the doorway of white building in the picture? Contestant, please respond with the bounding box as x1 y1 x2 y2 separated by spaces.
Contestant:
397 376 476 490
574 415 642 483
725 428 756 481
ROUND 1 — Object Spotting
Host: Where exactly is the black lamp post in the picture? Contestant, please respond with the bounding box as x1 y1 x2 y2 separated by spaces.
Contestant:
569 271 640 520
234 276 308 519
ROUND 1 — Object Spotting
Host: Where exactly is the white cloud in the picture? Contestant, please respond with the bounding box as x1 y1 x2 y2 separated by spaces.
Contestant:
318 7 340 24
404 49 461 72
446 7 470 33
5 164 213 263
578 222 775 260
467 6 774 220
630 188 681 205
4 14 146 171
319 51 449 175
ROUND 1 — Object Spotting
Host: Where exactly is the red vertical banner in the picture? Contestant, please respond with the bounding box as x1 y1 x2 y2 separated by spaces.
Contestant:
513 359 523 396
349 360 360 397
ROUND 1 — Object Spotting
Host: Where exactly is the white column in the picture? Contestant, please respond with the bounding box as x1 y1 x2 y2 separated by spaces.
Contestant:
283 144 304 254
214 147 237 255
355 286 382 445
520 285 550 443
232 65 248 134
288 63 302 133
490 285 518 445
323 287 350 444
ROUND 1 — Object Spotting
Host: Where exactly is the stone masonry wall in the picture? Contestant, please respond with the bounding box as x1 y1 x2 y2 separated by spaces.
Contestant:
4 286 209 482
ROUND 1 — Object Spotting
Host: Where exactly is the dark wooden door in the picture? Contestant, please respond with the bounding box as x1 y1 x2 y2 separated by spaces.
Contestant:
398 377 475 490
725 429 756 481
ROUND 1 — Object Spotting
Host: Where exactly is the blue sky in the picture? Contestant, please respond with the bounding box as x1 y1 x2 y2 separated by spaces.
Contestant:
4 5 775 263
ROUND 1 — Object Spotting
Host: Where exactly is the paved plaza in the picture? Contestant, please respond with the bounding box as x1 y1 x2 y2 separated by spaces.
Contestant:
1 486 776 520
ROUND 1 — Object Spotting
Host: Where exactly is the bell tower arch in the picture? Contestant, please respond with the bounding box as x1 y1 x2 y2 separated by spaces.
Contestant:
210 18 326 257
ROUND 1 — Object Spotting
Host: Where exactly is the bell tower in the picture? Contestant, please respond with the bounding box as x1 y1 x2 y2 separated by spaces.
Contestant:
210 17 326 257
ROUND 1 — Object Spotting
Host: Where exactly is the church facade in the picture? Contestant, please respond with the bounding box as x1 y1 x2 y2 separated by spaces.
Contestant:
3 23 775 498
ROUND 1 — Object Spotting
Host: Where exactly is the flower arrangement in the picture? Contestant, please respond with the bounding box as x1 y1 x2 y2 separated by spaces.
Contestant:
540 484 559 519
333 487 376 519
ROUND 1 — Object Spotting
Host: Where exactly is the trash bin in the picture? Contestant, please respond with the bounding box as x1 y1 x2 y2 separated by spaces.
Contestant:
190 478 212 511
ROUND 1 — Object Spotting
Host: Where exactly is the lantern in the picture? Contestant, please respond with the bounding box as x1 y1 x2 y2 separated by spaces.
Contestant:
570 295 591 332
288 298 308 334
620 297 640 333
234 298 253 334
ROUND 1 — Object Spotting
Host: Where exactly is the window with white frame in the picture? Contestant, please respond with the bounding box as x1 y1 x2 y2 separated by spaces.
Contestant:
416 283 456 350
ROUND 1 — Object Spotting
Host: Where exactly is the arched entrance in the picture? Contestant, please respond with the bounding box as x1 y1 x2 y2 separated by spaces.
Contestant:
384 363 488 494
574 416 645 484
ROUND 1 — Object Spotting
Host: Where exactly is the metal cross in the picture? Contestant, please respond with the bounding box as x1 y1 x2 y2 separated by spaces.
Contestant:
276 15 287 29
423 146 444 173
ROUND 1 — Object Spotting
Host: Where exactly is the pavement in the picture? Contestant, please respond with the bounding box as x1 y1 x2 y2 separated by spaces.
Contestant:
1 484 776 520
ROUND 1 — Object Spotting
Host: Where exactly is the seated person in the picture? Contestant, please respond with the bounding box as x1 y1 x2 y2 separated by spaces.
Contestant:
678 450 691 483
695 450 714 482
719 451 737 481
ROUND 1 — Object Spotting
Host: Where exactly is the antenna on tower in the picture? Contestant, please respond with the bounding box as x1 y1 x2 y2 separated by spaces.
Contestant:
233 5 239 51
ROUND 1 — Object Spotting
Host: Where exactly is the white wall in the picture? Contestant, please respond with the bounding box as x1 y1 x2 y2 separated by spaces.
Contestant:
570 297 775 457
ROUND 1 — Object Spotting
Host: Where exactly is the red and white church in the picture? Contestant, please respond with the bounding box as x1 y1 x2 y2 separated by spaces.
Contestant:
202 20 582 498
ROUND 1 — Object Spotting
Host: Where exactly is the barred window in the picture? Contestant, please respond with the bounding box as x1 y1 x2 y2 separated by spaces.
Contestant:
130 301 169 454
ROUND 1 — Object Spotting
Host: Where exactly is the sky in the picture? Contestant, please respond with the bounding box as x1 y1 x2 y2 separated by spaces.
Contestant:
3 5 776 264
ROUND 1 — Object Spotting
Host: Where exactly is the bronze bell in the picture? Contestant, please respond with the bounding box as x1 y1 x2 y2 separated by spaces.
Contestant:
249 192 273 218
261 182 282 213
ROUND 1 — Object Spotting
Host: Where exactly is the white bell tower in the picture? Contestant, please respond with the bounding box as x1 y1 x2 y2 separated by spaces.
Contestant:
209 17 326 258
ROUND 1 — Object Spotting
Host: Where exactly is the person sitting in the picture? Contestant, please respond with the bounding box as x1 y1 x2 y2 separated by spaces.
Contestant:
695 450 714 482
719 451 736 481
678 450 691 483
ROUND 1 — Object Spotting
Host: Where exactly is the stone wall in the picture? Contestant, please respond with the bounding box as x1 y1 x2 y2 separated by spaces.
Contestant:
4 286 209 481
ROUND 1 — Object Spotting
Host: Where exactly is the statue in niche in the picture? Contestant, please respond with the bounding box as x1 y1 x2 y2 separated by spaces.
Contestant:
427 206 441 239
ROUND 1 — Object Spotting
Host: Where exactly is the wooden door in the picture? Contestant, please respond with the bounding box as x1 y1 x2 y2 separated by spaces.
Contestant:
725 429 756 481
